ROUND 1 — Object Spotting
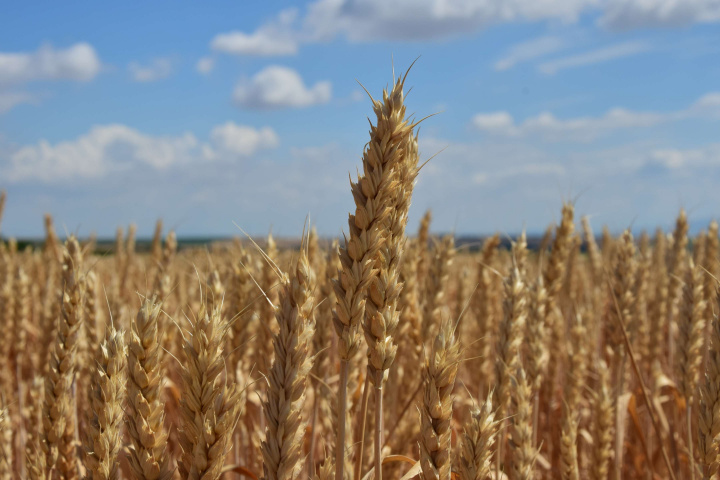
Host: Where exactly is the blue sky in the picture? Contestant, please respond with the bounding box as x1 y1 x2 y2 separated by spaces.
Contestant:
1 0 720 238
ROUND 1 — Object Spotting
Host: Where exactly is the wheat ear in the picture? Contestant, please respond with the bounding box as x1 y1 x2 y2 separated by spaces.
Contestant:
494 243 528 417
261 245 316 480
422 236 455 341
0 396 11 480
42 236 84 479
589 362 613 480
84 326 127 480
332 73 412 480
677 260 706 402
364 128 419 479
699 294 720 479
509 368 537 480
126 298 172 480
419 318 460 480
178 303 242 480
457 393 500 480
560 403 579 480
416 210 432 287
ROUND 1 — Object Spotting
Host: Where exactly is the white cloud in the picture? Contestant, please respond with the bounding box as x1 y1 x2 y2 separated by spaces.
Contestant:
302 0 598 42
233 66 331 109
538 41 650 74
210 122 279 156
474 163 566 184
2 122 279 183
687 92 720 117
208 0 720 62
0 43 101 86
494 36 565 71
472 92 720 141
196 57 215 74
472 108 662 140
600 0 720 30
0 91 37 114
211 9 299 56
644 144 720 170
128 58 174 82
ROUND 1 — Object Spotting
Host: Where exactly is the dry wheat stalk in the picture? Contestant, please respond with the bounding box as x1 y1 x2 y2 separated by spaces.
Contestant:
457 393 499 480
590 362 614 480
543 204 574 404
151 220 163 263
332 73 413 480
153 231 176 301
560 404 579 480
494 245 528 417
704 222 719 320
581 217 602 285
43 214 61 264
364 129 418 386
677 260 706 403
526 277 548 392
42 236 84 480
177 303 241 480
126 298 172 480
699 295 720 478
25 377 47 480
608 231 636 387
261 247 315 480
668 210 690 363
0 396 11 480
416 210 432 287
205 269 224 317
422 236 455 341
419 318 460 480
84 326 127 480
474 234 501 390
363 128 418 479
509 368 537 480
650 228 669 369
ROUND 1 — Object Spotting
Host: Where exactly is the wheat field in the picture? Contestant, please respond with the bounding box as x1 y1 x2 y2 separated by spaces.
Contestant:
0 71 718 480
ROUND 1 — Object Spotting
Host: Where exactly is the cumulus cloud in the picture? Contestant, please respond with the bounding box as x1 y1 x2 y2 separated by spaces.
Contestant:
2 122 279 183
494 36 565 71
538 41 650 74
208 0 720 63
211 9 299 56
302 0 596 42
128 58 174 82
0 91 37 114
600 0 720 30
210 122 279 156
643 144 720 171
0 43 101 86
473 108 663 140
233 66 331 109
196 57 215 74
472 92 720 141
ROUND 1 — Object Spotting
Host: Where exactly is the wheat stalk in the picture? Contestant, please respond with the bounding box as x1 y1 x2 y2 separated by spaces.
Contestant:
84 326 127 480
126 297 172 480
332 72 414 480
419 318 460 480
177 303 241 480
457 393 499 480
42 236 84 480
261 247 315 480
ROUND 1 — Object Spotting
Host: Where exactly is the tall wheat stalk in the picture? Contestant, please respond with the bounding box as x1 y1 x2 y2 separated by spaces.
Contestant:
332 71 414 480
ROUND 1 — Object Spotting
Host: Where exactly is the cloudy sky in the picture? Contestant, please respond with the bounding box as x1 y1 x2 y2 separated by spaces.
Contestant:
1 1 720 239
